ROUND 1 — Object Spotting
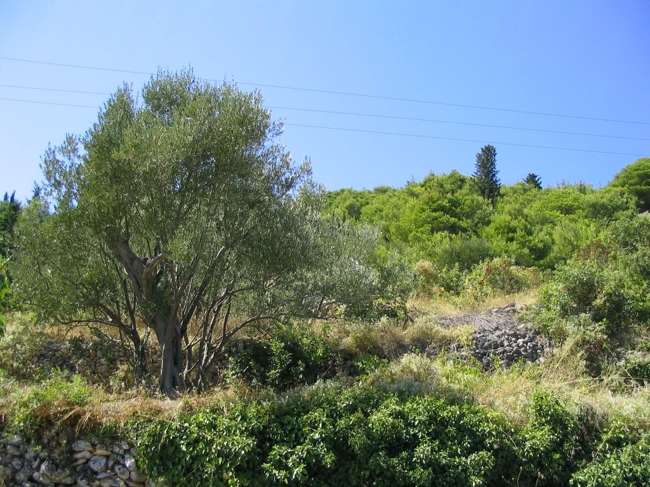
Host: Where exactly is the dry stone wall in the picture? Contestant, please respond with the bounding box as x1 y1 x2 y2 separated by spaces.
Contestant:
0 434 156 487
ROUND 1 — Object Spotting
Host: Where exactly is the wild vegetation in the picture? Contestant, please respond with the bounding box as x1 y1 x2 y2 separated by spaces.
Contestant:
1 71 650 486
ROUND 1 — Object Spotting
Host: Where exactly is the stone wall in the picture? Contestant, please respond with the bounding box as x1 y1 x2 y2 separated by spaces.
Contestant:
0 434 156 487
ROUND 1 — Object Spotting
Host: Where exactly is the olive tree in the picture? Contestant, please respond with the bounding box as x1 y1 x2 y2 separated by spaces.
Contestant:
13 70 391 395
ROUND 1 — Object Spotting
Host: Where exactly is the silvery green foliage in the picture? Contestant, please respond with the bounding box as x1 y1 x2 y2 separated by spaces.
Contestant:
12 70 400 394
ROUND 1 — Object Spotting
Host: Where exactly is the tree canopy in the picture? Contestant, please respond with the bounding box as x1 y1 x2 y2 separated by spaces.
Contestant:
608 157 650 212
12 70 394 395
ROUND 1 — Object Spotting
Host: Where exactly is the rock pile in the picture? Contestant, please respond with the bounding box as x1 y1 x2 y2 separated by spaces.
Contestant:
432 303 549 368
0 435 156 487
473 324 546 368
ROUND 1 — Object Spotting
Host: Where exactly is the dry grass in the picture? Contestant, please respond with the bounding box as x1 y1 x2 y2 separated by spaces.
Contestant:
409 290 539 320
2 289 649 438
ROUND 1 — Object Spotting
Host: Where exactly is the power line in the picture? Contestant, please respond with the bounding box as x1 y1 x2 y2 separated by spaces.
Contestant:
0 84 111 96
268 106 650 142
0 56 152 76
0 95 646 156
286 123 648 157
2 55 649 126
0 97 98 109
251 84 650 126
1 83 646 142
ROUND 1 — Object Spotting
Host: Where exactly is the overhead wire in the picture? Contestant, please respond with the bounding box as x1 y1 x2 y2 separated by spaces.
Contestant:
1 84 648 142
268 106 650 141
1 55 649 126
0 96 98 109
285 124 647 157
0 56 647 158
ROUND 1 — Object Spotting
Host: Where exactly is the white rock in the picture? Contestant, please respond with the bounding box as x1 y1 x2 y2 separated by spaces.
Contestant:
88 455 107 473
123 455 136 472
101 479 126 487
14 469 29 483
32 472 45 484
39 460 55 481
51 468 75 484
72 440 93 452
6 444 22 456
107 453 120 470
95 444 112 456
10 458 22 472
7 435 23 447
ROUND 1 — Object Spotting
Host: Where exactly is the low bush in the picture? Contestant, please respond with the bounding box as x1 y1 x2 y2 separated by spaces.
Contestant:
414 260 466 296
463 257 539 300
135 383 522 487
7 372 93 435
0 313 52 381
135 382 638 487
571 417 650 487
225 323 335 391
533 253 650 374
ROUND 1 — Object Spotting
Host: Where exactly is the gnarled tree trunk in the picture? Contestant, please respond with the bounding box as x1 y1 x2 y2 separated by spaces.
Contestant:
155 315 185 396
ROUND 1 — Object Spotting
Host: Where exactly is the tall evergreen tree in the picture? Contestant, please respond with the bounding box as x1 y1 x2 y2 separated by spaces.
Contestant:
472 145 501 205
524 173 542 189
0 192 21 258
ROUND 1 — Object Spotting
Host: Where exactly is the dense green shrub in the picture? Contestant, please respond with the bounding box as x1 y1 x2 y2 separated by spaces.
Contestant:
608 157 650 212
414 260 466 295
429 234 493 272
571 418 650 487
534 255 649 348
0 256 8 335
135 384 521 487
225 323 335 391
136 383 629 487
519 390 580 486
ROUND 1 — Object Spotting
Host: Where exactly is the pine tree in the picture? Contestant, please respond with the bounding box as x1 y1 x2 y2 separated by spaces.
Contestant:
473 145 500 204
524 173 542 189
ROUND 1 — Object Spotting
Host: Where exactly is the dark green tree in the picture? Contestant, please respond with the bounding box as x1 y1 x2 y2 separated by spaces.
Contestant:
12 70 391 395
524 173 542 190
472 145 501 205
0 192 21 258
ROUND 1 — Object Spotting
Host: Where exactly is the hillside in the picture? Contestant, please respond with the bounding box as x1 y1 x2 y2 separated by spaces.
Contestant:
1 74 650 485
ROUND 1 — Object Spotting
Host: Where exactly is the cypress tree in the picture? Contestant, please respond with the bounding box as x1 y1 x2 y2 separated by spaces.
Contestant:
473 145 501 205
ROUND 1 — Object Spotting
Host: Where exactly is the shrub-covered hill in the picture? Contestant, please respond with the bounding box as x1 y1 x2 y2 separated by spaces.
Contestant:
326 171 635 271
3 153 650 485
2 293 650 486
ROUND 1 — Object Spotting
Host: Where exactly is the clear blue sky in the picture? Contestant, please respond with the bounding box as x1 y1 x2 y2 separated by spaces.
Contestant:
1 1 649 201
